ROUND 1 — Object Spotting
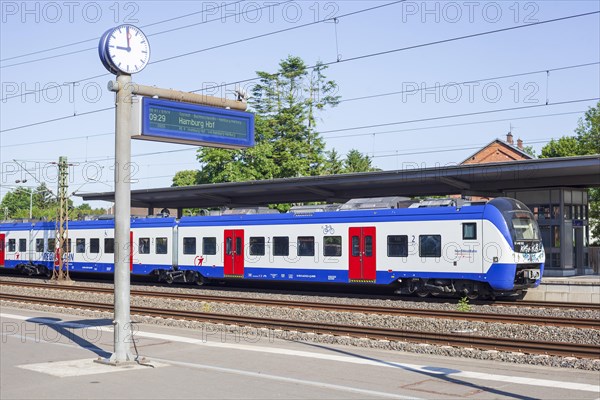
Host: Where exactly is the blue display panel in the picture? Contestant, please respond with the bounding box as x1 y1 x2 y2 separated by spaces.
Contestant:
133 97 254 149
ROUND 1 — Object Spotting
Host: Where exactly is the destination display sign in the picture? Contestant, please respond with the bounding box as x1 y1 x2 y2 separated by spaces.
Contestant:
132 97 254 149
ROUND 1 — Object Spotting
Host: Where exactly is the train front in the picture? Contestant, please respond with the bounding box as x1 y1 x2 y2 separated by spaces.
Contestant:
485 198 545 294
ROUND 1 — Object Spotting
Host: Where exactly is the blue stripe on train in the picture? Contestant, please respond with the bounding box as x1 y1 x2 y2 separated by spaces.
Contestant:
2 260 539 290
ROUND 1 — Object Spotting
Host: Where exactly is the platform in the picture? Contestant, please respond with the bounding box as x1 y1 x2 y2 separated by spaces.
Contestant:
1 305 599 400
524 274 600 303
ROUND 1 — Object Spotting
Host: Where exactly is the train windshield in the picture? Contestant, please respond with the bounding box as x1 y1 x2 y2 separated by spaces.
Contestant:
509 211 540 241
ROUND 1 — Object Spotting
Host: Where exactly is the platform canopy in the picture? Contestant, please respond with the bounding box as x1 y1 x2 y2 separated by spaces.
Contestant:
79 155 600 209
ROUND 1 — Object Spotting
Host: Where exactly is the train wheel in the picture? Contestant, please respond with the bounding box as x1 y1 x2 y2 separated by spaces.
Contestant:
196 275 206 286
465 292 479 300
415 290 430 298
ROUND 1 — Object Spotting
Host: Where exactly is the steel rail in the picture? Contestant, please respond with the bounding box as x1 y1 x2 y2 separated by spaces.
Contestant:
1 280 598 329
1 292 598 359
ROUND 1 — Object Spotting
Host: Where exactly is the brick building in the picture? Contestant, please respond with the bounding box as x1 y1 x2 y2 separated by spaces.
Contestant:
460 132 532 165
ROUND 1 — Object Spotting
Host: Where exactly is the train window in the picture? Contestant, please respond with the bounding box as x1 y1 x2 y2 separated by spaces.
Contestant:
19 238 27 252
90 238 100 254
48 239 55 251
105 238 115 254
297 237 315 257
139 238 150 254
156 238 168 255
273 237 289 256
364 236 373 257
351 236 360 257
249 237 265 256
462 223 477 240
8 239 16 252
36 239 45 253
203 237 217 255
235 237 242 256
387 235 408 257
419 235 441 258
225 237 233 255
323 236 342 257
183 237 196 254
76 239 86 253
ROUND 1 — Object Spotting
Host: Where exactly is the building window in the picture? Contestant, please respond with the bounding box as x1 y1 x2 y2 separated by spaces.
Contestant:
203 237 216 255
19 238 27 252
90 238 100 254
249 237 265 256
387 235 408 257
419 235 441 258
297 236 315 257
183 237 196 255
76 239 86 253
552 226 560 248
273 237 289 256
323 236 342 257
105 238 114 254
8 239 16 252
564 206 572 220
156 238 168 254
36 239 45 253
551 253 561 268
462 223 477 240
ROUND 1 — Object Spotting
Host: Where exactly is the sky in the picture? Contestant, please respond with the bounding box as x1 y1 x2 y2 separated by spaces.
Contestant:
1 0 599 210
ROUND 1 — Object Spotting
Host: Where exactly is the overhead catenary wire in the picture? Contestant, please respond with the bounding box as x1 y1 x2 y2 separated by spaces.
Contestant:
1 56 597 135
0 1 402 102
1 8 595 103
0 0 393 69
1 109 585 150
0 0 248 64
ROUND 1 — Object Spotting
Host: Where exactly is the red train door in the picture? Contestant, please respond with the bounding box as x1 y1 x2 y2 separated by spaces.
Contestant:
0 234 5 267
348 227 376 282
224 229 244 277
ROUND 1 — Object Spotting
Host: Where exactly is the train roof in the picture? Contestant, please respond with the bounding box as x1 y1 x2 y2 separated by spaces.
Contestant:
177 203 488 227
2 201 522 230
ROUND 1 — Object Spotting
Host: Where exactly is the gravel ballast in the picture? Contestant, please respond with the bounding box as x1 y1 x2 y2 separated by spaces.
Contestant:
1 278 599 371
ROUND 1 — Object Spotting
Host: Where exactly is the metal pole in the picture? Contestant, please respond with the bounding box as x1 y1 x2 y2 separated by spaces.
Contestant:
111 73 134 363
29 190 33 219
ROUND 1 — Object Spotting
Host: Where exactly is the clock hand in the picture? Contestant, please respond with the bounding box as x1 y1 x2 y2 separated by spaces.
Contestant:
126 26 131 51
116 46 130 50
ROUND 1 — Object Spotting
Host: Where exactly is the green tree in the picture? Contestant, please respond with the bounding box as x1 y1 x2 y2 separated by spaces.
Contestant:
172 170 202 187
343 149 379 173
522 145 537 158
323 149 344 175
195 56 340 184
539 136 580 158
1 184 103 221
539 101 600 245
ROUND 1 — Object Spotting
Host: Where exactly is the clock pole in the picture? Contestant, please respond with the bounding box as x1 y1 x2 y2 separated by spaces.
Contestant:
112 72 134 363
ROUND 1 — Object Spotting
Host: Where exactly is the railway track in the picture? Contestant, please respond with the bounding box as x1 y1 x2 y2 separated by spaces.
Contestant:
1 280 598 329
1 292 598 359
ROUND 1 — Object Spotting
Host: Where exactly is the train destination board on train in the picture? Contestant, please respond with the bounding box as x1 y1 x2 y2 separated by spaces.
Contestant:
132 97 255 149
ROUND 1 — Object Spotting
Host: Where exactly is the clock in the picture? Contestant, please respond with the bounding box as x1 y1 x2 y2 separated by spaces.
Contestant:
98 24 150 75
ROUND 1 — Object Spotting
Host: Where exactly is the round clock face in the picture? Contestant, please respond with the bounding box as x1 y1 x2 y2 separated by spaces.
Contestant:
105 24 150 74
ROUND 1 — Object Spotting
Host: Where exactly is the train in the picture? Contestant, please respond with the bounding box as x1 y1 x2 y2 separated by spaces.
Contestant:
0 197 544 298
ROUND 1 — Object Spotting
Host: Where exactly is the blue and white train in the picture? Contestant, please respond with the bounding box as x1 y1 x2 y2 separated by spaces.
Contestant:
0 197 544 298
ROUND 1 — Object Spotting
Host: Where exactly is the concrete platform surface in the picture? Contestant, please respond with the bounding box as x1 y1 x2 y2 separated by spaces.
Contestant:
1 305 599 400
524 274 600 303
